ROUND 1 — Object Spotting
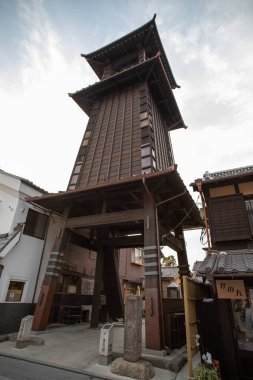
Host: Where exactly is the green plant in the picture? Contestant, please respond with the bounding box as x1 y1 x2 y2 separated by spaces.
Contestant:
161 254 176 266
194 365 219 380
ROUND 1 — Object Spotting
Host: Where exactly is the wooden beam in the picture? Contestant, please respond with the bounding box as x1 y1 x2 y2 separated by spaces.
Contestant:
98 235 144 248
69 232 94 250
162 232 183 252
159 225 183 252
66 208 144 229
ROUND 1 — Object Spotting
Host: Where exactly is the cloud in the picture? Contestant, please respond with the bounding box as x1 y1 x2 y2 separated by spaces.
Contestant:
0 0 96 192
156 1 253 133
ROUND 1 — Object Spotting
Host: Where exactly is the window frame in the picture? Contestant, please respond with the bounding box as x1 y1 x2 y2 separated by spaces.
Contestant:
131 248 144 266
23 209 49 240
5 279 27 302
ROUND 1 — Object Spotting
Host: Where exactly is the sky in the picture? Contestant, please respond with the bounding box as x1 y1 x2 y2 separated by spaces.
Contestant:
1 0 253 268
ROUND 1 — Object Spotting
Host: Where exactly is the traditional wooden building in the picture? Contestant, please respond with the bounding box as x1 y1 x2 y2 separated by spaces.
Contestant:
191 165 253 380
28 15 203 350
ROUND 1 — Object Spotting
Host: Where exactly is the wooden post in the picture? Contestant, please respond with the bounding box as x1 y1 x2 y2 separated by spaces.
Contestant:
103 247 124 321
183 276 194 379
90 244 104 328
32 206 70 331
175 226 190 294
143 193 163 350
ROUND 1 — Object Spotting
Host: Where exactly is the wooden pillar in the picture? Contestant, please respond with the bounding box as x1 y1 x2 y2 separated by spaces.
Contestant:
175 226 190 293
33 206 70 331
90 243 104 328
103 247 124 321
144 193 163 350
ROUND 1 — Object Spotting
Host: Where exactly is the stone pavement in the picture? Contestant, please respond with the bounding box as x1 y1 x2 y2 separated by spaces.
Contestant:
0 323 200 380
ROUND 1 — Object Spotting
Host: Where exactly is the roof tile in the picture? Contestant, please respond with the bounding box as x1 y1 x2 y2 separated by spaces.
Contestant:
197 249 253 276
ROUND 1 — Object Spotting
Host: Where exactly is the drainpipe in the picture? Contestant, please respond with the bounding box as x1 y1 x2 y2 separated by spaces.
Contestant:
195 179 211 250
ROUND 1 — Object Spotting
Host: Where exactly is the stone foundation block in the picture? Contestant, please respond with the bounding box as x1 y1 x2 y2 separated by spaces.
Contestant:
99 355 113 366
111 357 155 380
16 340 29 349
167 354 187 373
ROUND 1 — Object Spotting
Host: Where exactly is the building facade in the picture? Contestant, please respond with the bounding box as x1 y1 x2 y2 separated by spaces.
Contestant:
192 165 253 380
0 169 145 332
0 169 59 334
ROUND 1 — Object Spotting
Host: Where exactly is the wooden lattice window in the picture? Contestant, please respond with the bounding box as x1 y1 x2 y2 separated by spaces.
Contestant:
208 195 251 243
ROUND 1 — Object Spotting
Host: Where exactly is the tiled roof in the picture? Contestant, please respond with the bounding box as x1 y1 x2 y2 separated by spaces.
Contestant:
192 260 203 272
197 250 253 276
0 169 47 194
82 15 179 89
161 266 179 278
203 165 253 181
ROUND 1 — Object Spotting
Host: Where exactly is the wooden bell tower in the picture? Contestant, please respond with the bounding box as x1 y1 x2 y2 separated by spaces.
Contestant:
68 14 183 191
31 15 203 351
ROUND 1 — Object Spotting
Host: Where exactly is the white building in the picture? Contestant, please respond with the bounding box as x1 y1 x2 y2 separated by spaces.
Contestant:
0 169 59 333
0 169 145 333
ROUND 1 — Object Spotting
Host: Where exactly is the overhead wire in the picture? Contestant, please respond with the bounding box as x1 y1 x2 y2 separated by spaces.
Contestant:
161 194 201 244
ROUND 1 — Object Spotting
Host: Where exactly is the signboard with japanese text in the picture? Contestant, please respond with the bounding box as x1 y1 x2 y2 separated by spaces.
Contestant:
216 279 246 299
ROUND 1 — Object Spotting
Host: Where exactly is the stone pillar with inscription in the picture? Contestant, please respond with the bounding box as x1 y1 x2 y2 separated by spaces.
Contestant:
123 295 142 362
111 296 155 380
16 315 34 348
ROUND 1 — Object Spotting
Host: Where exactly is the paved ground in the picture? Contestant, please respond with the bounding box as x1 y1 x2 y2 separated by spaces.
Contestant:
0 356 101 380
0 323 200 380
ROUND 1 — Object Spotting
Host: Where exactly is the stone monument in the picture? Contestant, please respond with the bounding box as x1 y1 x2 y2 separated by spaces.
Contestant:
111 296 155 380
16 315 34 348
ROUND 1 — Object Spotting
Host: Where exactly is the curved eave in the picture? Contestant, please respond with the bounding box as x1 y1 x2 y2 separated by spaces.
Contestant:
81 16 179 89
69 56 186 131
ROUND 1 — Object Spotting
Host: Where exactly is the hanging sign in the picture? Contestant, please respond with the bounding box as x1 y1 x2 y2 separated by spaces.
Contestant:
216 279 246 299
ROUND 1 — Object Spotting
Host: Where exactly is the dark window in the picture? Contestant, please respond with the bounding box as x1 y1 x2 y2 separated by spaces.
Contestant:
245 200 253 234
23 209 48 239
70 174 79 185
141 156 151 168
73 164 81 174
208 195 251 243
141 145 150 157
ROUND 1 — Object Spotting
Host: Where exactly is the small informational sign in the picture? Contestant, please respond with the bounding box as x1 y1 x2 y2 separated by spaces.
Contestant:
99 324 113 356
216 279 246 299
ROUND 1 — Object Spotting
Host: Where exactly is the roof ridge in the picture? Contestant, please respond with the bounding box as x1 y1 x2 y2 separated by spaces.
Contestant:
203 165 253 181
